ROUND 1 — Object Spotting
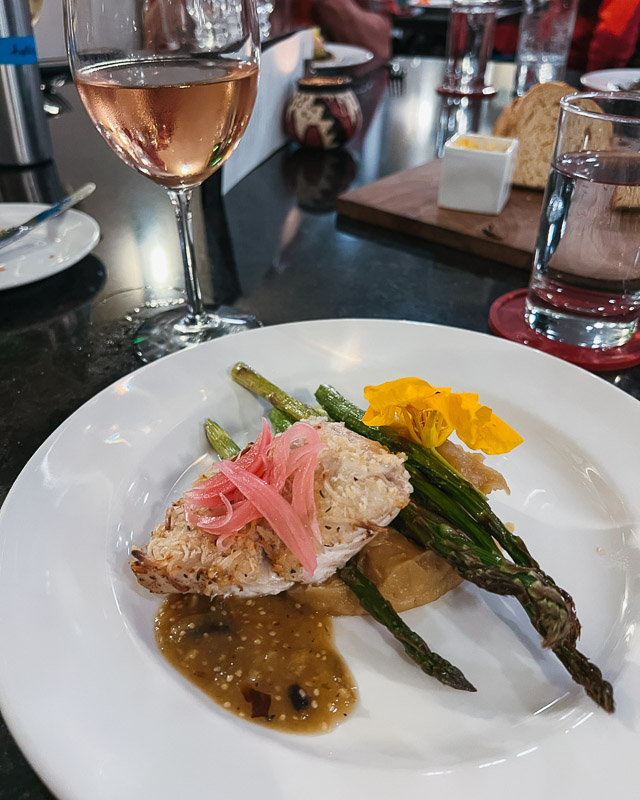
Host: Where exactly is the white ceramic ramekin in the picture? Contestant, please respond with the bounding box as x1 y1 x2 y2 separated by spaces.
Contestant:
437 132 519 215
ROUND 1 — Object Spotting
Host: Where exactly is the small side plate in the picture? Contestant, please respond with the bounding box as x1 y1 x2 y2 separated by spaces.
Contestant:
311 43 375 72
0 202 100 291
580 68 640 92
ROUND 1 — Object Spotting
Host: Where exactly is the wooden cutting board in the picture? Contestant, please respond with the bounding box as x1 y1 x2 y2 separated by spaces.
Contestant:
337 160 544 270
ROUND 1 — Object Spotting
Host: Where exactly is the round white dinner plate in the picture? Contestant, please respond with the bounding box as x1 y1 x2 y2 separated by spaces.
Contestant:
312 43 374 71
0 203 100 291
0 319 639 800
580 68 640 92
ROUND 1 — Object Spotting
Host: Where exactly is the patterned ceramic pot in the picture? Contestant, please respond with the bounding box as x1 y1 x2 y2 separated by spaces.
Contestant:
283 75 362 150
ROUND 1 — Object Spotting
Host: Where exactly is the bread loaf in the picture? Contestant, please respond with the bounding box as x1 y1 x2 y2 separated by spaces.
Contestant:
611 185 640 211
493 82 576 190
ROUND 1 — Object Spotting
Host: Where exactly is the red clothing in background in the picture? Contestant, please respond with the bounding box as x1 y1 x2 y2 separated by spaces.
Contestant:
569 0 640 71
494 0 640 73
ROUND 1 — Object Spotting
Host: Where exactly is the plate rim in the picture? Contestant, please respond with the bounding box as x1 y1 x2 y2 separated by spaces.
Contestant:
0 317 639 800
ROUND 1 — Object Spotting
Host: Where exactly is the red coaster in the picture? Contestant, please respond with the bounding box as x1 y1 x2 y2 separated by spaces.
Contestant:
489 289 640 372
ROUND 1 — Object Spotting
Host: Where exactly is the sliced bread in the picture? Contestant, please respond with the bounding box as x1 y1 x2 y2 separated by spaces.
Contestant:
492 82 576 190
611 185 640 211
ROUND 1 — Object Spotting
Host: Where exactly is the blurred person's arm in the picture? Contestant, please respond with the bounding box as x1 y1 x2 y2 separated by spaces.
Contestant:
310 0 392 60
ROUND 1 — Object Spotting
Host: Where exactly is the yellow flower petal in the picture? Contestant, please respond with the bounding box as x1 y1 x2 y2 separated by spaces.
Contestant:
364 378 442 415
361 377 523 455
449 393 523 455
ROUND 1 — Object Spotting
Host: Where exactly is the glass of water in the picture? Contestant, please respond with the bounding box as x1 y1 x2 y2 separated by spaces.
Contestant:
525 92 640 349
438 0 499 97
515 0 578 96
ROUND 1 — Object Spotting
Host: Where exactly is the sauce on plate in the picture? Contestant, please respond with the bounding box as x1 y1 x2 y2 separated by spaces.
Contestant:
155 593 357 733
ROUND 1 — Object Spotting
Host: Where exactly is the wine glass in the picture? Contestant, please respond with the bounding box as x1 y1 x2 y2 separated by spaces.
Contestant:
64 0 262 362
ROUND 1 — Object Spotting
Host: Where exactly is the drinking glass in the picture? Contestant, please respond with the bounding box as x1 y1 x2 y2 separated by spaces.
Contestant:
438 0 498 97
515 0 578 97
435 95 483 157
64 0 261 362
525 92 640 349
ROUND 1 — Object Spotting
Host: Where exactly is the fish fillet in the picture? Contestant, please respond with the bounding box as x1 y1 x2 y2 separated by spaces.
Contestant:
131 419 412 597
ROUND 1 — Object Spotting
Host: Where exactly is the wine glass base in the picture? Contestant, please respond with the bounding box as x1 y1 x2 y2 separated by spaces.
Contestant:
133 305 262 363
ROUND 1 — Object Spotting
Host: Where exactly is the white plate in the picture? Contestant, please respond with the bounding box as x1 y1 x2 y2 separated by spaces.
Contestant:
580 68 640 92
0 203 100 290
0 319 638 800
408 0 452 8
312 43 374 71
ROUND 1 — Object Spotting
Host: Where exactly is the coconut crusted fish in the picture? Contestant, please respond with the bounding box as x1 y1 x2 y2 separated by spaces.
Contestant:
131 419 412 597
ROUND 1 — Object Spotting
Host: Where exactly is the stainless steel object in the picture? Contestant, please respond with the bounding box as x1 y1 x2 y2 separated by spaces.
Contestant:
0 182 95 250
388 61 406 96
0 0 53 165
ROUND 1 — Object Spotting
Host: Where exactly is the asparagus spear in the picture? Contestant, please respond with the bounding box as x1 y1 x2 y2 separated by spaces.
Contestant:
337 561 475 691
232 362 318 420
398 503 614 712
205 406 476 692
268 407 296 434
205 419 241 459
407 467 575 647
229 363 614 711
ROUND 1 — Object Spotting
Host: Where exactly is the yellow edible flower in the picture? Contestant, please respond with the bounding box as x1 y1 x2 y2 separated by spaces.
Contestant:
362 377 523 455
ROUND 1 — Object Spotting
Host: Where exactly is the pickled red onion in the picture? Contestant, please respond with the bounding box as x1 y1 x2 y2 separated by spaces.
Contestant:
291 452 324 545
182 420 326 575
185 493 234 530
186 497 260 536
271 423 326 544
216 460 318 575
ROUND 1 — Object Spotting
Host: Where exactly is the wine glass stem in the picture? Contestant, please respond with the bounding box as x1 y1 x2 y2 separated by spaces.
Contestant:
167 187 206 325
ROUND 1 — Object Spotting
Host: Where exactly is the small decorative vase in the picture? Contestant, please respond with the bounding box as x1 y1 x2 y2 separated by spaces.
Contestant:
283 75 362 150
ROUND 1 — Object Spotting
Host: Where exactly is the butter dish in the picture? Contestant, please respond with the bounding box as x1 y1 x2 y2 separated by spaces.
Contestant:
437 133 519 215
